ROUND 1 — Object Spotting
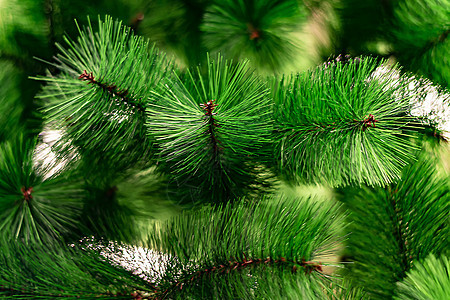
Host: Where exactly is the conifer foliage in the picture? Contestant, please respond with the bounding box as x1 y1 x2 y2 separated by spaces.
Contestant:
389 0 450 89
147 196 343 299
147 55 273 203
272 57 418 186
0 136 84 244
395 254 450 300
36 16 171 168
201 0 305 73
0 1 449 299
338 153 449 299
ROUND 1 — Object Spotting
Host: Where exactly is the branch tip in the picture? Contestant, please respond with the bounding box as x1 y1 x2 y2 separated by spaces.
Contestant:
21 186 33 201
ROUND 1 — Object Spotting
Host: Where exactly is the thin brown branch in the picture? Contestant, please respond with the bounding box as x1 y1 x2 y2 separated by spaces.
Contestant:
155 255 323 299
79 70 145 113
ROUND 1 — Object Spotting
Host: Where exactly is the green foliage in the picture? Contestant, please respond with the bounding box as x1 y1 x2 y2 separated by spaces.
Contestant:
338 153 449 299
0 136 84 244
79 180 139 243
78 168 182 242
389 0 450 88
326 280 369 300
0 61 24 141
53 0 144 40
0 239 153 299
36 16 171 168
147 54 273 204
272 56 419 187
336 0 392 54
0 195 345 299
407 77 450 143
395 254 450 300
0 0 449 298
147 195 344 299
201 0 306 73
0 0 48 60
139 0 208 67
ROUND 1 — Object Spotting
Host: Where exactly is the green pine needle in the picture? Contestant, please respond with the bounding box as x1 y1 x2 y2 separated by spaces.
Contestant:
395 254 450 300
146 195 345 299
0 239 153 299
338 151 449 299
201 0 306 73
326 279 369 300
0 0 48 58
34 16 171 166
0 62 25 141
80 182 139 243
0 136 84 244
272 56 420 187
78 167 182 242
147 54 273 204
389 0 450 88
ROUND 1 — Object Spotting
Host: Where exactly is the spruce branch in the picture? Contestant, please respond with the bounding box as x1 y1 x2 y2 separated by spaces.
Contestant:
272 56 420 187
34 16 171 167
146 195 345 299
147 54 273 204
337 151 449 299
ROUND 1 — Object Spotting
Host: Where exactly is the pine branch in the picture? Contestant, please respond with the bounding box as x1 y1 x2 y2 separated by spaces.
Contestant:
1 195 345 299
78 69 146 112
155 257 324 299
146 195 345 299
0 239 153 299
34 16 171 168
389 0 450 88
147 54 273 204
394 254 450 300
0 136 84 244
272 56 420 187
337 151 449 299
201 0 306 73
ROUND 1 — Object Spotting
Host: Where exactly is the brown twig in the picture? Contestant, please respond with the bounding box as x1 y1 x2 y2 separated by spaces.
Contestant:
156 255 323 299
78 70 145 112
